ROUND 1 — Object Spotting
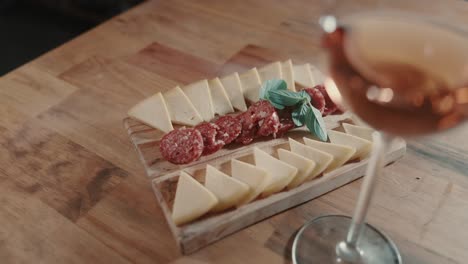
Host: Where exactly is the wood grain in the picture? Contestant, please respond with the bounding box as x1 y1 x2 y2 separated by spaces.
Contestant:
1 0 468 263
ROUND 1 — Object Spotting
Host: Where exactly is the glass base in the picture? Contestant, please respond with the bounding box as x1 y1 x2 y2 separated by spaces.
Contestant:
292 215 402 264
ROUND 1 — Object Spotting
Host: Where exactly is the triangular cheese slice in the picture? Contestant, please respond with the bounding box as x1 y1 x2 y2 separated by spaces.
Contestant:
163 86 203 126
182 80 215 122
208 78 234 116
281 60 296 91
278 149 316 188
172 172 218 226
327 130 373 160
309 64 325 85
253 147 298 197
220 73 248 111
231 159 271 205
258 61 282 82
205 165 249 212
293 63 314 87
128 92 174 133
239 68 262 103
303 137 355 172
289 138 333 179
343 123 375 142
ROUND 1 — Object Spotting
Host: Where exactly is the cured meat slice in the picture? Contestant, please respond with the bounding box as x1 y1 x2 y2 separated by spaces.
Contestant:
304 87 326 114
160 128 204 164
315 84 339 115
214 116 242 145
248 100 276 122
236 111 257 145
257 111 280 137
277 118 295 137
195 122 225 155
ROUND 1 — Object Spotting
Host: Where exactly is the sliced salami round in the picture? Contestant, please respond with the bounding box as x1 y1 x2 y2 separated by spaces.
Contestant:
214 116 242 145
315 84 338 115
160 128 204 164
277 118 295 136
304 87 326 114
248 100 276 122
195 122 225 155
257 111 280 137
236 111 257 145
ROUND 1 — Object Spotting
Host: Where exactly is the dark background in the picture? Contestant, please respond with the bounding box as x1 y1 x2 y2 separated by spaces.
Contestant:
0 0 143 75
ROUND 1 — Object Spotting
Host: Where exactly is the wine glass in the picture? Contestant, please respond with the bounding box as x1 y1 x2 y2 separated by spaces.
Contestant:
292 1 468 263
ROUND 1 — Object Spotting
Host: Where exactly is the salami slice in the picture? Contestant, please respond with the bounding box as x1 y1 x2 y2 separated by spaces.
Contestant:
304 87 326 114
315 84 338 115
277 118 295 136
257 111 280 137
160 128 204 164
195 122 225 155
248 100 276 122
236 111 257 145
214 116 242 145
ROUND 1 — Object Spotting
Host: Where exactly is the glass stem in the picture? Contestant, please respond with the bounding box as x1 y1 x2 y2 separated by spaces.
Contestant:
336 132 393 262
347 132 392 246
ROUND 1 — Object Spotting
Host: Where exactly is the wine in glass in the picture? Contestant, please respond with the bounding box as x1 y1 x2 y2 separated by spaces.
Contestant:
292 7 468 264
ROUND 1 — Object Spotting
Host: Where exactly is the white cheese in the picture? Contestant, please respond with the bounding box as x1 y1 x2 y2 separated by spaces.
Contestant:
303 137 355 172
309 64 325 85
220 72 248 111
163 86 203 126
253 147 298 197
288 138 333 179
293 63 314 87
172 171 218 226
127 92 174 133
204 165 250 212
258 61 282 82
231 159 271 205
182 80 215 122
327 130 373 160
342 123 375 142
281 60 296 91
277 149 316 188
208 78 234 116
239 68 262 103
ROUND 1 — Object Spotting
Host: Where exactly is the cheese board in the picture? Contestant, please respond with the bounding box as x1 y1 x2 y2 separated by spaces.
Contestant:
123 59 407 254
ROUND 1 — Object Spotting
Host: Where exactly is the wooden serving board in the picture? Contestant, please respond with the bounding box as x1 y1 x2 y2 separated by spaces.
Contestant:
124 113 406 254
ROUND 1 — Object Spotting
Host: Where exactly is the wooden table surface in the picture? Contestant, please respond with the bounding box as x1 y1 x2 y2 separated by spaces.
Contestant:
1 0 467 263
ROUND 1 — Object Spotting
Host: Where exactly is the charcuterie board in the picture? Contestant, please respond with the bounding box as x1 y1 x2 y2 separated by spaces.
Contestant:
124 114 406 254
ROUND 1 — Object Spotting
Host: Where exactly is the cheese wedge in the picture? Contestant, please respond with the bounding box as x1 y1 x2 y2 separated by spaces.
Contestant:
293 63 314 87
172 172 218 226
309 64 325 85
343 123 375 142
303 137 355 172
182 80 215 122
208 78 234 116
281 60 296 91
253 147 298 196
231 159 271 205
289 138 333 178
220 73 248 111
277 149 316 188
327 130 373 160
205 165 249 212
239 68 262 103
128 92 173 133
258 61 282 82
163 86 203 126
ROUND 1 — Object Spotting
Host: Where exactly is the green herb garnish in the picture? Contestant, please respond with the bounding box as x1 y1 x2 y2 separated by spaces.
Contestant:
259 79 328 141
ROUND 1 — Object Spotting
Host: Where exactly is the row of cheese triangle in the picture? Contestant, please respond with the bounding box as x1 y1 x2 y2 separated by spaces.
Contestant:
172 126 374 225
128 61 325 133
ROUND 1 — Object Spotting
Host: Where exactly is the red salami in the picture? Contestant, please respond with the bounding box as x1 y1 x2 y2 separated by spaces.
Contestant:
236 111 257 145
315 84 338 115
277 118 295 136
257 111 280 137
248 100 276 122
160 128 204 164
195 122 225 155
214 116 242 144
304 87 326 114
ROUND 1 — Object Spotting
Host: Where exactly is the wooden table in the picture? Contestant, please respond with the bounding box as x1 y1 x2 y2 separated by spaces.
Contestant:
1 0 467 263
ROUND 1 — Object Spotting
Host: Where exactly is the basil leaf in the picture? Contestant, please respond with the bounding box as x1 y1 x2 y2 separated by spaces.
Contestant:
291 103 309 126
269 89 308 107
299 90 311 103
259 79 287 101
305 105 328 141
